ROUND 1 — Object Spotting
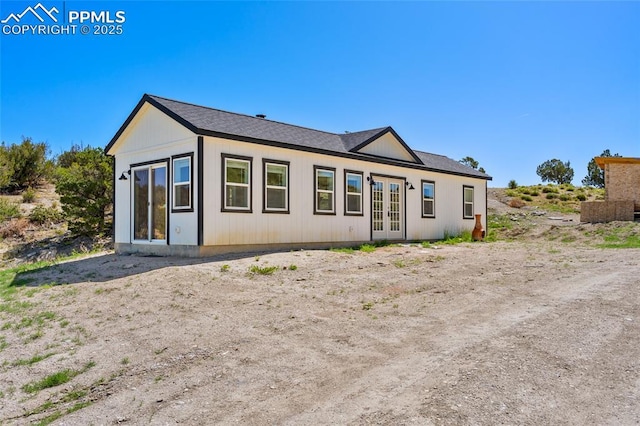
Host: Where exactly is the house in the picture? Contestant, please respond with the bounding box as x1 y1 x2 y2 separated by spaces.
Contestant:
105 94 492 256
581 157 640 223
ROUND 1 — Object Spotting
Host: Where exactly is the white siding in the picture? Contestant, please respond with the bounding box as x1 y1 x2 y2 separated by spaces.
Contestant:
202 136 487 246
111 104 198 246
357 132 417 162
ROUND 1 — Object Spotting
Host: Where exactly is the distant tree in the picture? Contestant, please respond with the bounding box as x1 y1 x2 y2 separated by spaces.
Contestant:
56 143 84 168
582 149 621 188
460 156 486 174
55 146 113 236
536 159 574 184
1 137 54 191
507 179 518 189
0 144 10 189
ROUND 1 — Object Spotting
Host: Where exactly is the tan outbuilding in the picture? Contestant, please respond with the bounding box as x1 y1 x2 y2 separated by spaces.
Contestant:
580 157 640 223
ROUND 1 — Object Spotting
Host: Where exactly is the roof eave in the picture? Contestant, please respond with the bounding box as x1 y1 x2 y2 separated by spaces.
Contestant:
196 128 491 180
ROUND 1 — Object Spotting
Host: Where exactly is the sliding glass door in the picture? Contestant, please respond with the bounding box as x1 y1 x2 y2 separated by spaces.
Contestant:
132 163 167 242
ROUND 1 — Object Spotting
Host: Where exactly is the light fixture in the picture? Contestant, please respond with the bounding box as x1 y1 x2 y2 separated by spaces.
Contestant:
405 181 415 190
119 170 131 181
367 176 376 186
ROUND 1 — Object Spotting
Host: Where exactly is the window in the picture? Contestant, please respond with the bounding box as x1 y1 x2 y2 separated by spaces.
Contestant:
314 166 335 214
222 154 252 212
422 180 435 218
344 171 363 215
172 154 193 212
263 160 289 213
463 185 474 219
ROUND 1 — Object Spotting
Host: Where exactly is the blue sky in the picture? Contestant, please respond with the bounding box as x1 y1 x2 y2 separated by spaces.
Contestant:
1 1 638 187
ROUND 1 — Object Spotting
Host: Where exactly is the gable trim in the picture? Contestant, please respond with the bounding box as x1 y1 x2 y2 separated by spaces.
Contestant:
349 127 423 165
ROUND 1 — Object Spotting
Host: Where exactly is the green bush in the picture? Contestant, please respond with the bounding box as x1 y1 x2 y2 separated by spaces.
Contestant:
559 194 572 201
521 195 533 202
530 191 540 196
0 138 53 191
29 205 63 225
507 180 518 189
22 187 36 203
55 147 113 236
0 198 21 222
546 193 558 199
542 186 559 194
248 265 279 275
576 193 587 201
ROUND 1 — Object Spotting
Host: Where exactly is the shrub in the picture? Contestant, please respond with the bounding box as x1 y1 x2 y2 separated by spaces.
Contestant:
22 187 36 203
0 218 29 239
520 195 533 202
248 265 279 275
530 191 540 196
546 193 558 199
542 186 559 194
0 198 21 221
55 146 113 236
559 194 572 201
505 190 517 197
507 180 518 189
509 198 526 208
0 138 54 191
576 193 587 201
521 189 531 195
441 229 473 244
359 244 376 253
29 205 63 225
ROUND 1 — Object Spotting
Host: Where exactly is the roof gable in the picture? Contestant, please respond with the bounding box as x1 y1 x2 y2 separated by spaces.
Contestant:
347 128 422 163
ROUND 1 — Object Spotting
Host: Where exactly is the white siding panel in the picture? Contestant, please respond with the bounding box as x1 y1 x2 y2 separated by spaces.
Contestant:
112 104 198 245
202 136 487 247
357 132 416 162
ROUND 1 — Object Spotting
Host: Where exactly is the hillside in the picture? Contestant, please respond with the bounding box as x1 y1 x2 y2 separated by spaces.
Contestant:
0 185 110 268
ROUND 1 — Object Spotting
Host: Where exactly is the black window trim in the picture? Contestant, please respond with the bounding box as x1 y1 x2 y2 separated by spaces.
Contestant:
221 153 253 213
421 179 436 218
463 184 474 219
314 165 336 215
344 169 364 216
171 152 194 213
262 158 290 214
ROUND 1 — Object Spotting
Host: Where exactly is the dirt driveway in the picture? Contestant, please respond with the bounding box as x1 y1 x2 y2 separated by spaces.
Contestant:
1 241 639 425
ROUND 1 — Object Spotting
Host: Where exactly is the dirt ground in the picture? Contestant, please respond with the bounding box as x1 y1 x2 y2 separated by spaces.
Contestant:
1 233 639 425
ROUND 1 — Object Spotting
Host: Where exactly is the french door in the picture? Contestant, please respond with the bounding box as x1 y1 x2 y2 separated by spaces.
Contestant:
371 177 404 240
132 163 167 242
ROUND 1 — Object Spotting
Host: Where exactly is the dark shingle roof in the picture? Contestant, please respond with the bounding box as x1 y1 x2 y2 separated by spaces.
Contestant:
415 151 491 179
107 94 491 180
340 128 389 151
148 95 351 153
